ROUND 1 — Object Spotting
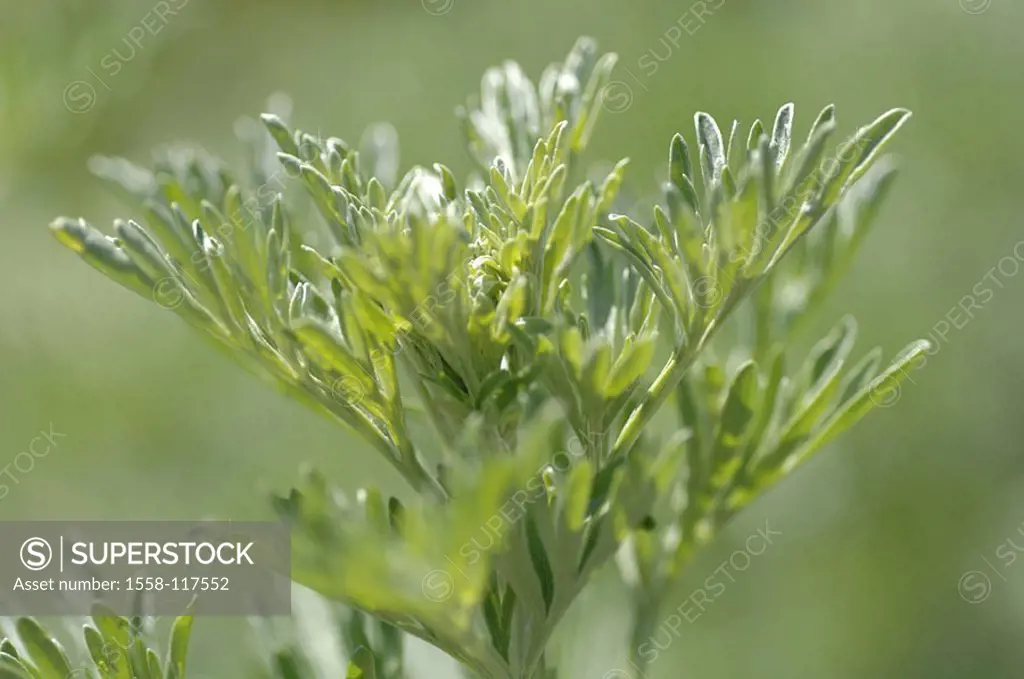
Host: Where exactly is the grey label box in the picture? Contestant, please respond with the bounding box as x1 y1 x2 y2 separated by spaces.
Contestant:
0 522 291 616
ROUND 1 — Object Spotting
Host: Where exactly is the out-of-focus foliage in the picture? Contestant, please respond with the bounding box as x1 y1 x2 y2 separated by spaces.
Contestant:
0 606 193 679
46 28 920 678
3 1 1024 678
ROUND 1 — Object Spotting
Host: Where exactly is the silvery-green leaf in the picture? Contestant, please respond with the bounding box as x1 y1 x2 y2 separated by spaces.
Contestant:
14 618 72 679
769 102 794 170
695 112 726 190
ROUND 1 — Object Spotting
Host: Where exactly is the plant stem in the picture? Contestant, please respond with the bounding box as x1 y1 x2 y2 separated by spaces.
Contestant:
612 344 697 458
753 275 775 361
310 387 447 501
627 592 659 679
613 273 758 460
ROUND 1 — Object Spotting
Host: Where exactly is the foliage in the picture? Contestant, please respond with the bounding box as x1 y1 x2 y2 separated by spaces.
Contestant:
0 605 193 679
36 36 925 679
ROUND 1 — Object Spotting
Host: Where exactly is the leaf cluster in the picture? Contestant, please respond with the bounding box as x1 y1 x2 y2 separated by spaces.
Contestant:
0 606 192 679
48 37 926 679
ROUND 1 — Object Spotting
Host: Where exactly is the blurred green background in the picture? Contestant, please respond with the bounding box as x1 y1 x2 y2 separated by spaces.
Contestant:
2 0 1024 677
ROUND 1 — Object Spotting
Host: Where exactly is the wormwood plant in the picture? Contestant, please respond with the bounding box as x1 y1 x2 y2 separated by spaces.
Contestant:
14 37 927 679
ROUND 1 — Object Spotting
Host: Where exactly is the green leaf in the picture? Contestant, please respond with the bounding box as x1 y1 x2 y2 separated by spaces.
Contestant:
669 133 693 188
493 275 528 341
164 615 193 679
434 163 458 201
824 161 900 291
595 158 629 216
769 102 794 170
346 646 378 679
559 326 584 376
564 459 594 531
744 348 786 463
0 657 31 679
707 361 759 493
605 335 656 397
260 113 301 157
273 650 307 679
724 119 740 165
783 106 836 197
146 649 162 679
797 339 928 456
84 624 124 678
0 641 18 660
126 639 153 679
817 108 912 210
14 619 72 679
292 320 375 397
91 604 133 650
572 52 618 151
50 218 155 299
733 340 927 514
695 112 726 190
525 513 556 613
114 219 177 284
837 347 883 406
582 341 612 400
769 317 858 458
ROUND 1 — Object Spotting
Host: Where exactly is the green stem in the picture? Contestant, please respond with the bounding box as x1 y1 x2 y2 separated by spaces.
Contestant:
627 592 659 679
613 271 760 460
309 386 447 502
403 350 461 449
612 344 697 459
753 275 775 361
